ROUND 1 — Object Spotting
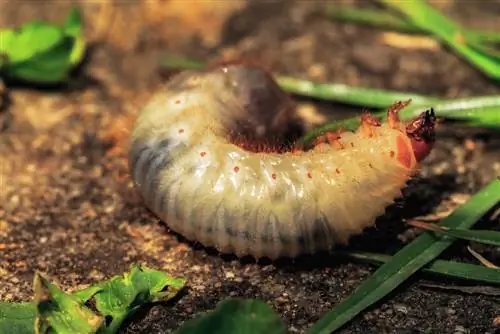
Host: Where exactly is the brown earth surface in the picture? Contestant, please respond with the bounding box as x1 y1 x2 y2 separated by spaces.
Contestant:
1 1 500 333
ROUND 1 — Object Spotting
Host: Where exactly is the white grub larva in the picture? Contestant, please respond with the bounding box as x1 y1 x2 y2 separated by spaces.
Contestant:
129 63 437 260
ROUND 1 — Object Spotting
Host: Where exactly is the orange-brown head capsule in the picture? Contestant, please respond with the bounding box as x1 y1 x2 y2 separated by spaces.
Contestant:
406 108 437 162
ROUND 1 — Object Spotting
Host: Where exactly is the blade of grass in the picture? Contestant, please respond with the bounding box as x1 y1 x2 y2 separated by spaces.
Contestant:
326 6 500 44
275 76 439 108
160 56 206 71
308 179 500 334
326 6 423 34
408 220 500 247
380 0 500 80
342 251 500 285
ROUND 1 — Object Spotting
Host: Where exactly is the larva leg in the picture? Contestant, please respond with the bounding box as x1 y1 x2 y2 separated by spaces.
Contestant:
312 130 346 150
387 99 412 129
360 113 382 138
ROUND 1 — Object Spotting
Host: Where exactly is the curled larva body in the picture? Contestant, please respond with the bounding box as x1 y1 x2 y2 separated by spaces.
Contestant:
129 64 436 259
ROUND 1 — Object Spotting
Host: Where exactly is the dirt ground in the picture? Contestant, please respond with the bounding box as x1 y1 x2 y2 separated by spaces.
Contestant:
1 0 500 333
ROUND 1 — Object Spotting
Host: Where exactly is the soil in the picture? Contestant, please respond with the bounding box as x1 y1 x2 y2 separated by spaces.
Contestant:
1 1 499 333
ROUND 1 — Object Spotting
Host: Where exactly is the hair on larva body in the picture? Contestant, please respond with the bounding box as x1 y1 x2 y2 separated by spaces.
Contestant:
129 64 436 260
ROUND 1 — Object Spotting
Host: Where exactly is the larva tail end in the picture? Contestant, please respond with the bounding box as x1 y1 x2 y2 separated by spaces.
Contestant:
406 108 437 162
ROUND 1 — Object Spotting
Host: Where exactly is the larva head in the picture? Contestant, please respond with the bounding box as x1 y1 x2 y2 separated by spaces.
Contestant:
405 108 437 162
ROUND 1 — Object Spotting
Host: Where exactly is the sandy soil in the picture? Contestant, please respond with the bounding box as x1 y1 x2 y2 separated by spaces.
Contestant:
1 1 499 333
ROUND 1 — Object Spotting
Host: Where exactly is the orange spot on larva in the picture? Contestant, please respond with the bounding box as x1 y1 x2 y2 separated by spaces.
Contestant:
175 99 181 104
178 128 184 134
390 150 395 158
396 135 413 169
272 173 277 180
200 152 206 157
307 172 312 178
233 166 240 173
335 168 341 174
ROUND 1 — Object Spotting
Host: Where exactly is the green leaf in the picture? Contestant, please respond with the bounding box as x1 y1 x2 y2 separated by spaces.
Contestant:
72 285 104 304
176 299 286 334
0 302 37 334
34 273 104 334
92 265 186 334
63 6 86 66
0 6 85 83
0 24 64 64
0 266 185 334
309 179 500 334
3 36 76 83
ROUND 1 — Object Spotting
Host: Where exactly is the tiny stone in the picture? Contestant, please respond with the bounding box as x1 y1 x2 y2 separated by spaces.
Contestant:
394 304 408 314
445 308 456 315
225 271 235 279
453 325 468 333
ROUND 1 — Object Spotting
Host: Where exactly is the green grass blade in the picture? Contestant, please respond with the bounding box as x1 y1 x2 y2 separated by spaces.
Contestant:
308 179 500 334
326 6 500 44
275 76 439 108
380 0 500 80
440 228 500 247
410 222 500 247
160 56 206 71
326 6 427 34
343 251 500 285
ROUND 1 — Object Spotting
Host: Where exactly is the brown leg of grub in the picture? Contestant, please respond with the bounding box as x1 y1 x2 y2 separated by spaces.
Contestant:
360 113 381 137
387 99 412 128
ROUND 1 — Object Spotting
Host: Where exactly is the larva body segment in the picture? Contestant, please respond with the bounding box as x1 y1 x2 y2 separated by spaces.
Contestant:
129 65 436 259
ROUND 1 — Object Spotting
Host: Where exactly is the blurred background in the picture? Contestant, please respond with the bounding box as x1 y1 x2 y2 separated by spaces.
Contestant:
1 1 500 333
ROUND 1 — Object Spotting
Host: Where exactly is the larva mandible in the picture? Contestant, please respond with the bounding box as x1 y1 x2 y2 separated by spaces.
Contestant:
129 64 436 260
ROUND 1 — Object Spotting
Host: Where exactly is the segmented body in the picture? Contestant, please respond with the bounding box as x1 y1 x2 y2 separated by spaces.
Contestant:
129 64 435 259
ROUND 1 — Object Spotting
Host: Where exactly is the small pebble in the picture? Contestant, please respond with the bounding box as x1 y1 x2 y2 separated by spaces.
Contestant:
453 325 468 334
394 304 408 314
445 308 456 315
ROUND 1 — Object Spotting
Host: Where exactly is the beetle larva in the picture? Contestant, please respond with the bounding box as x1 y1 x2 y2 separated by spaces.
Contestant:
129 64 436 259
